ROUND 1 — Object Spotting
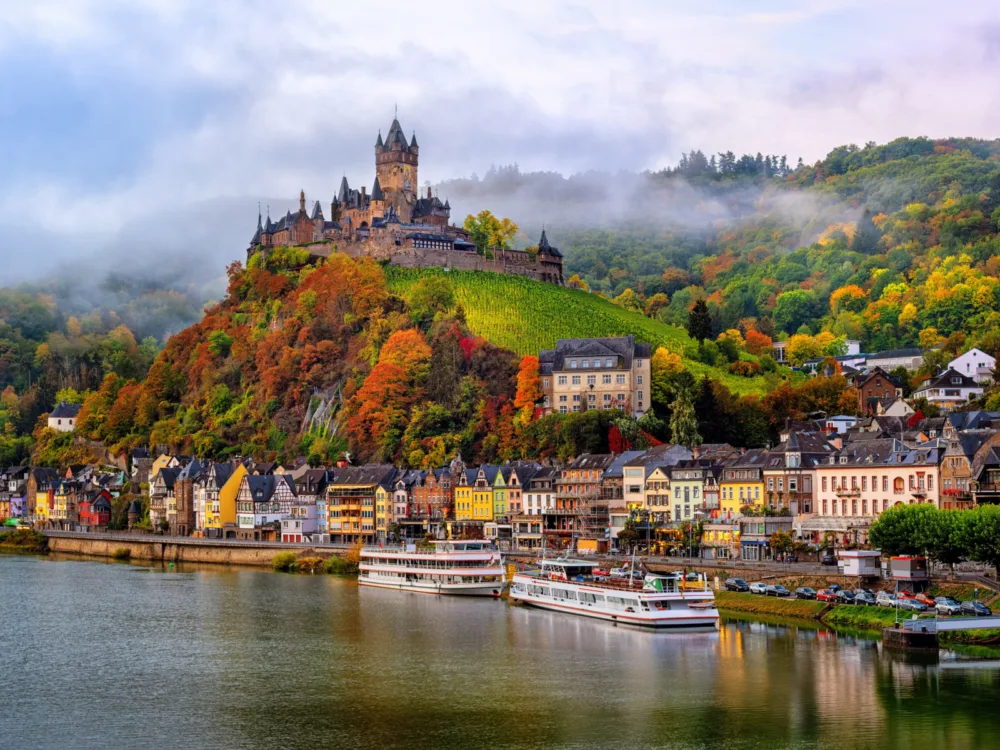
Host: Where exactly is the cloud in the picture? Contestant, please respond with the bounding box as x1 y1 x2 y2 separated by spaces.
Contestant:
2 0 1000 287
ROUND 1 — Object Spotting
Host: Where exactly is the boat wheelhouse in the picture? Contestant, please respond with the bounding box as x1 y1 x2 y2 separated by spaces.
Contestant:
509 559 718 629
358 540 505 597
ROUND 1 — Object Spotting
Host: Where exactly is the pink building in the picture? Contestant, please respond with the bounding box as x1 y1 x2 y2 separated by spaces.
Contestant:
805 440 941 548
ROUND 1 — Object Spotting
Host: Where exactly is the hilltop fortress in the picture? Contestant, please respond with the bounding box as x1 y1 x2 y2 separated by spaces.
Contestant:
247 117 564 284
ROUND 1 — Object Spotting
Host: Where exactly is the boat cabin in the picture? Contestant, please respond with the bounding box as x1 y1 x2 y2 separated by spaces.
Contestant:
540 559 598 581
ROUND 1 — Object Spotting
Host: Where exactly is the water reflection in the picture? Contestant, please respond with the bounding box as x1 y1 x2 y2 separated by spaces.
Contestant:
2 554 1000 750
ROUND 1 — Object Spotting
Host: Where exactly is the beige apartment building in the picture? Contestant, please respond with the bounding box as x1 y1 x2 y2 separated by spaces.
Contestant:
539 336 652 417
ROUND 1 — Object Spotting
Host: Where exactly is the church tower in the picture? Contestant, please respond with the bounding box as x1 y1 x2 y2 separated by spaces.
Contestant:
375 116 419 221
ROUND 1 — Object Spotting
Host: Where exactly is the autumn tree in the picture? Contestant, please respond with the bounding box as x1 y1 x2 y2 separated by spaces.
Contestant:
463 210 518 255
514 355 542 426
650 347 684 408
744 329 773 356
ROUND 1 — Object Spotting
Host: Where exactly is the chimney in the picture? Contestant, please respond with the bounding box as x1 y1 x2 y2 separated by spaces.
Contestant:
427 186 433 199
361 185 366 198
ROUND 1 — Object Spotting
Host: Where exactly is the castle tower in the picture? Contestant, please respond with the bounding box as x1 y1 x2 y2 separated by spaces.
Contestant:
375 117 418 221
370 176 385 221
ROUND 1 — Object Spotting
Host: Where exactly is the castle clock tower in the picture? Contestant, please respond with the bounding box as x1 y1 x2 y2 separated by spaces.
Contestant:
375 117 419 222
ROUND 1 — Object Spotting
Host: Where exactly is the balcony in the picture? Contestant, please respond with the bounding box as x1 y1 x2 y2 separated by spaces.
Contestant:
540 507 582 516
834 487 861 498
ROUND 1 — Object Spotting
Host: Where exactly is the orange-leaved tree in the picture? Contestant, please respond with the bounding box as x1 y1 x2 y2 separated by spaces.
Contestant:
514 355 542 426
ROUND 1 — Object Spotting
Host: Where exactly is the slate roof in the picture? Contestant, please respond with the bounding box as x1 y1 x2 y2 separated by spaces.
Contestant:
330 464 397 487
914 368 982 393
370 177 384 201
156 468 181 491
603 451 646 478
540 335 651 372
565 454 616 471
50 402 81 419
867 347 923 360
538 229 563 258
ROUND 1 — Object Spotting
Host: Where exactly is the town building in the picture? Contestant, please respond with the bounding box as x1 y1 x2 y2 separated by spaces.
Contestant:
855 367 904 415
327 465 396 544
235 474 297 542
941 430 998 510
865 347 924 372
701 520 740 560
557 454 615 552
739 516 794 561
539 335 652 417
47 402 80 432
601 451 644 540
720 449 768 517
149 468 180 530
912 368 984 410
948 347 996 385
763 431 837 516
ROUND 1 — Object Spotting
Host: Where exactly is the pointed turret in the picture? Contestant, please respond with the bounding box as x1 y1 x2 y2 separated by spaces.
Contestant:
264 207 274 233
251 208 263 245
310 200 323 220
539 228 550 250
338 175 350 203
371 176 384 201
410 132 418 149
375 130 384 150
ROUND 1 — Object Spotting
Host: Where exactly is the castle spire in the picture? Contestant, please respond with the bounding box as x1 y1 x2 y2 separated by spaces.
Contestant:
375 130 384 149
371 176 384 201
410 131 418 149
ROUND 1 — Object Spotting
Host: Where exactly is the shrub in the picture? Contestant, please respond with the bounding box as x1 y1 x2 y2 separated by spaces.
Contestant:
272 551 298 572
111 548 132 560
296 556 325 573
324 555 360 575
728 360 761 377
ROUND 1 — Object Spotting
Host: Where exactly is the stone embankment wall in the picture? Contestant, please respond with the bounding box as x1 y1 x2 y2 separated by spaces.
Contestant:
390 248 559 282
45 533 342 567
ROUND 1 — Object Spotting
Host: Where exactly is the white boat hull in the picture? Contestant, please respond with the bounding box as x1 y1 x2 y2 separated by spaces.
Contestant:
510 592 719 628
358 576 503 597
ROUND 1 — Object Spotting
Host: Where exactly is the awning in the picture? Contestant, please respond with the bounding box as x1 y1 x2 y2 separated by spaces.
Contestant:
795 516 872 532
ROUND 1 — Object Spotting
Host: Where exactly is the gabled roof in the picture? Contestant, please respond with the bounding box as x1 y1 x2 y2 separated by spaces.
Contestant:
49 402 81 419
602 451 646 478
564 454 616 471
867 347 923 360
915 368 982 393
330 464 397 487
156 467 181 490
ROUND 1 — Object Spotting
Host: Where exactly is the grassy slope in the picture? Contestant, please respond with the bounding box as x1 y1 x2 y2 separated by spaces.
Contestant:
715 590 826 618
385 266 768 395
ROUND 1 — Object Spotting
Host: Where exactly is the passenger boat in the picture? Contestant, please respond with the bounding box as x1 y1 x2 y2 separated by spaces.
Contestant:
509 558 719 629
358 540 506 597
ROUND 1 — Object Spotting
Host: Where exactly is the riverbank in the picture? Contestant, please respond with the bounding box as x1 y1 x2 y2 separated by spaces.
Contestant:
43 531 348 568
0 529 49 554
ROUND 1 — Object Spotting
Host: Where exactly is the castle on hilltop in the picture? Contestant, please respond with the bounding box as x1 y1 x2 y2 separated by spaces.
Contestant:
248 117 564 284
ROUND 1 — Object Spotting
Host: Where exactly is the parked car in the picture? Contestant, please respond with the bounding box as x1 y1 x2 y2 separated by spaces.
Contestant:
828 584 841 593
935 597 962 616
817 589 837 602
913 593 936 608
795 587 817 600
876 591 898 608
766 584 791 597
783 554 799 563
961 600 993 617
899 599 928 612
749 582 768 595
854 591 876 606
896 590 917 602
835 590 857 605
853 588 875 598
725 578 750 592
821 554 837 566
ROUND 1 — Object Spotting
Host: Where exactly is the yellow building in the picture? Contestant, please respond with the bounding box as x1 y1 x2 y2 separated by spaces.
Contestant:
643 466 671 523
375 484 391 540
472 467 498 522
454 473 474 522
720 449 768 518
149 454 176 483
208 463 247 534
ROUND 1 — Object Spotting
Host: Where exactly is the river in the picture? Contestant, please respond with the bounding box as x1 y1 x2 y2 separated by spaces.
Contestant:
2 554 999 750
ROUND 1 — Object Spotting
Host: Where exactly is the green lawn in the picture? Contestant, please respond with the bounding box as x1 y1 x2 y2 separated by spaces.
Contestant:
715 590 826 618
385 266 771 395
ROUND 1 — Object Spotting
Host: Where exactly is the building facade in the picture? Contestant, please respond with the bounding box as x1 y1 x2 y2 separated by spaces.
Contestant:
539 336 652 417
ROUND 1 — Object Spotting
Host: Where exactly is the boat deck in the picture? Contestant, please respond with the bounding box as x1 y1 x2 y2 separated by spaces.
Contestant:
516 571 710 594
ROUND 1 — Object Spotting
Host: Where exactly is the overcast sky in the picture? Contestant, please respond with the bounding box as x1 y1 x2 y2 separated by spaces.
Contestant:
4 0 1000 281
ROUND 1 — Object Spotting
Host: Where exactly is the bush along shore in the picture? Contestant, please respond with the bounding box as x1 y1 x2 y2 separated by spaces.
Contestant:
0 529 49 554
272 549 360 575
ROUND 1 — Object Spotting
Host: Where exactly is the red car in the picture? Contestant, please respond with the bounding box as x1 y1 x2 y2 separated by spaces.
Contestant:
897 591 918 602
817 589 837 602
913 593 935 607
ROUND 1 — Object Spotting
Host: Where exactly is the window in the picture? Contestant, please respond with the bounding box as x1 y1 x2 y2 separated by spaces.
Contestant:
571 375 581 385
822 499 828 514
637 375 643 385
588 394 596 403
582 360 589 368
572 394 580 402
542 378 549 389
674 486 680 498
587 375 596 385
862 499 868 515
616 374 626 385
569 360 577 369
637 391 643 403
603 394 612 403
778 478 784 492
861 476 867 491
754 487 760 500
605 359 613 367
602 374 612 384
822 477 827 491
635 359 643 368
617 393 626 401
557 376 567 386
559 395 567 403
928 475 934 490
768 478 774 491
882 476 888 491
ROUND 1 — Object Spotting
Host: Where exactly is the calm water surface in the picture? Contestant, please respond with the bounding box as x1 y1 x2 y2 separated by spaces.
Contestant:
2 554 999 750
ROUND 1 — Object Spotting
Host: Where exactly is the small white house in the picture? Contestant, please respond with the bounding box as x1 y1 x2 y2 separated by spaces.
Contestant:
47 402 81 432
281 503 317 543
948 348 996 385
879 398 916 418
912 368 984 410
839 549 882 578
824 415 860 433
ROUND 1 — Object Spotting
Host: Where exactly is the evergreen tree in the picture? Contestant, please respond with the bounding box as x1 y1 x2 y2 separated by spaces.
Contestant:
669 378 701 448
687 299 713 342
851 209 882 254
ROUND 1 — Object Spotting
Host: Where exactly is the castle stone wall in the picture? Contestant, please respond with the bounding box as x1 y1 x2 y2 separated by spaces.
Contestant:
389 248 559 282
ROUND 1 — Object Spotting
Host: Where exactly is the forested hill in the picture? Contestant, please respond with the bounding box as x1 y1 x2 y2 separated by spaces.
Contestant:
441 136 1000 358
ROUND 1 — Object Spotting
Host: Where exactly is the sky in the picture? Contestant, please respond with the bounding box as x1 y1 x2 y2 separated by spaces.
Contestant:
3 0 1000 282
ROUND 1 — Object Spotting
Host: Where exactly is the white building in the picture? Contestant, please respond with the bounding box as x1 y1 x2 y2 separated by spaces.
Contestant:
824 415 861 433
912 368 984 410
47 402 80 432
948 348 996 385
281 502 317 543
839 549 881 577
879 398 916 418
865 347 924 372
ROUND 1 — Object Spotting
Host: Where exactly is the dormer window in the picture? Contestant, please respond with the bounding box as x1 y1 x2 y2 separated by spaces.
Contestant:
569 360 577 369
582 360 590 368
605 359 613 367
951 377 961 384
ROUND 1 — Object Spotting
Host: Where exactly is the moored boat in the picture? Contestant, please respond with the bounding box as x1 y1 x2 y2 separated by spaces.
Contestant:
358 540 505 597
509 558 719 629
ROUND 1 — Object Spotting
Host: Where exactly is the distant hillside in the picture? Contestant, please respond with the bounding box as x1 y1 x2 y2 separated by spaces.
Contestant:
384 266 771 395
